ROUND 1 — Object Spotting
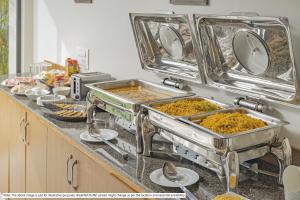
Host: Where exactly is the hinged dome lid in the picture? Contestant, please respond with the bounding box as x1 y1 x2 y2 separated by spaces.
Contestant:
194 14 300 106
130 13 204 83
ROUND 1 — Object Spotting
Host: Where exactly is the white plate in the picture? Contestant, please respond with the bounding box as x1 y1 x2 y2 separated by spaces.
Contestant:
25 88 50 101
150 167 199 187
80 129 119 143
1 80 15 88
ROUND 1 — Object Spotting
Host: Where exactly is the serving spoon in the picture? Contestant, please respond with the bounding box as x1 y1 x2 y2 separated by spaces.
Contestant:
162 161 198 200
88 125 128 160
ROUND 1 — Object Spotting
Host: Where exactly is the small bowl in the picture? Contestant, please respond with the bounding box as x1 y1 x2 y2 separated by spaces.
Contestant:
53 87 70 96
37 95 67 106
25 88 50 101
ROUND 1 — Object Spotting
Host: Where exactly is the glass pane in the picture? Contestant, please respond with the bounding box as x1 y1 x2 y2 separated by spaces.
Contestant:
0 0 8 75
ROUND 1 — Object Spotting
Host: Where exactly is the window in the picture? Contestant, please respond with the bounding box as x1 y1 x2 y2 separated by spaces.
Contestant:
0 0 8 75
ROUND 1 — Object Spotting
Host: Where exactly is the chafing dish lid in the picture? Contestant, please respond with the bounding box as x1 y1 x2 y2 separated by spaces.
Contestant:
130 13 203 83
194 14 300 106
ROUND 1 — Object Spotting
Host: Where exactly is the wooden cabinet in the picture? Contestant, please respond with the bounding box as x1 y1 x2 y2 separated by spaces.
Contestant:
0 93 11 192
47 128 74 193
47 128 138 194
9 101 26 193
8 100 47 193
0 90 146 196
26 112 47 193
73 147 137 193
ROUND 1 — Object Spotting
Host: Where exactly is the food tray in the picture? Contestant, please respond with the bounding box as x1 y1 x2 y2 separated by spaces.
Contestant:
143 96 227 135
1 76 36 88
212 192 250 200
145 96 228 119
148 107 286 152
86 79 193 113
43 101 86 111
42 109 87 122
41 101 87 122
180 108 287 139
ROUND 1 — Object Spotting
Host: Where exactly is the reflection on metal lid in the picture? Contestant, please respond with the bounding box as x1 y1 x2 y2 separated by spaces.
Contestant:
130 13 203 83
194 14 299 106
233 30 270 75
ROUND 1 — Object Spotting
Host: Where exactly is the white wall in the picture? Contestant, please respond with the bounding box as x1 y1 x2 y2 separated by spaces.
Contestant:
32 0 300 149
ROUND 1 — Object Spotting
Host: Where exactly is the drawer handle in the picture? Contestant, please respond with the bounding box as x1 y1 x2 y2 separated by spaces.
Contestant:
66 154 73 184
19 118 25 143
24 122 29 145
71 160 79 190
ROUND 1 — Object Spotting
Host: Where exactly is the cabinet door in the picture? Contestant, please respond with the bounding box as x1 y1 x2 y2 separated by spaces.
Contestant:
26 113 47 193
0 93 10 192
71 148 137 193
9 102 26 193
46 128 74 193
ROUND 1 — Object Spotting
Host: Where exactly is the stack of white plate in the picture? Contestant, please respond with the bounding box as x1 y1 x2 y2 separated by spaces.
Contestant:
283 165 300 200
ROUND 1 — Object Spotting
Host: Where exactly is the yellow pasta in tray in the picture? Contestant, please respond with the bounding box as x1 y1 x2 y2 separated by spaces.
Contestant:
107 85 171 102
153 98 221 117
200 112 267 135
213 194 243 200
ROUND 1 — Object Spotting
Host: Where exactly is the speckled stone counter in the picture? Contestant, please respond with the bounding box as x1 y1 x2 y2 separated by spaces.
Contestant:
0 75 284 200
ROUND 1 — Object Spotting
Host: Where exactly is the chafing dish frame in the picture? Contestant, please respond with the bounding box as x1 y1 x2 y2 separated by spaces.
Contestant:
141 105 291 190
86 79 193 153
142 106 287 156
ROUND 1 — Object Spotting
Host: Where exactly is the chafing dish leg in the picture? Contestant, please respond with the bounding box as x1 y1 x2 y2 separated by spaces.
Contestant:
142 116 158 157
270 137 292 184
224 151 240 192
86 92 101 133
136 112 144 154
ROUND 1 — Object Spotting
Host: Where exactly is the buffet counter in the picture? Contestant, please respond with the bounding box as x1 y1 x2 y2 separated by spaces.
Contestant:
0 75 286 200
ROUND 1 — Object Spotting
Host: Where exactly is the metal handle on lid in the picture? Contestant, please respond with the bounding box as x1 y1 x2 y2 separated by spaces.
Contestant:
162 78 184 89
234 97 266 112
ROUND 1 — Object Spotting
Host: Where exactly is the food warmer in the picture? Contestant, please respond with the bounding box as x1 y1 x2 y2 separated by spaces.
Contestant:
129 13 299 190
85 14 208 153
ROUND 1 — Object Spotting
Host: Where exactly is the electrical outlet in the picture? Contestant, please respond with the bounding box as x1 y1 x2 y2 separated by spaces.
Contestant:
170 0 208 5
74 0 93 3
76 47 89 70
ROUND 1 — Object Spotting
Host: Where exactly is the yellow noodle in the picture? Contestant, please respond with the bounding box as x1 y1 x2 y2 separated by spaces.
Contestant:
107 86 172 102
213 194 242 200
154 99 221 117
200 112 267 135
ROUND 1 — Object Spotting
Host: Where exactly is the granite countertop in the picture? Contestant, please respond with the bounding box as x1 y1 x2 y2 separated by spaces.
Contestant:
0 75 284 200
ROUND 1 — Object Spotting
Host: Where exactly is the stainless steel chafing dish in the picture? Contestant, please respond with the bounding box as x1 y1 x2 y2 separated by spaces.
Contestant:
130 12 298 191
86 80 193 154
144 107 286 155
85 13 202 154
180 108 287 151
86 79 192 115
141 96 228 153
